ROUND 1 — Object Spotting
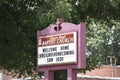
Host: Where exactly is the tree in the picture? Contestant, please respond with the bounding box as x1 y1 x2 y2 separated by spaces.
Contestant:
69 0 120 66
0 0 40 77
0 0 120 79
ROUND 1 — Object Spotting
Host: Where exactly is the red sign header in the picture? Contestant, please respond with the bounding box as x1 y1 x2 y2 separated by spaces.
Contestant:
38 33 74 47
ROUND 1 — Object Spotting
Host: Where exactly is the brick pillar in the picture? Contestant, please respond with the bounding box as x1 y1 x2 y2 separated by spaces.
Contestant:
67 68 77 80
44 70 54 80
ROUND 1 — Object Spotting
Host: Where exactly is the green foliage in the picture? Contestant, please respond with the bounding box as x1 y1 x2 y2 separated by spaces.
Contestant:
0 0 120 78
69 0 120 70
37 0 72 30
0 0 39 77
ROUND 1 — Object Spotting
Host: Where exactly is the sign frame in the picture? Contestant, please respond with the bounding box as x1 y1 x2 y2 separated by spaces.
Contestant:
37 19 86 71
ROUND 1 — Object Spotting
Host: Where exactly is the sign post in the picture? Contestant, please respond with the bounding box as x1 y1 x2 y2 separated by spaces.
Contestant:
37 18 86 80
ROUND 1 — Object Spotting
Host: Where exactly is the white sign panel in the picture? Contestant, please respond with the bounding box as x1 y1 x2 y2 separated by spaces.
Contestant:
37 32 77 66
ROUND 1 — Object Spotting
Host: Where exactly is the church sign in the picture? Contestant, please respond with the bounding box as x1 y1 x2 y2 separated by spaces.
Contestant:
37 18 86 80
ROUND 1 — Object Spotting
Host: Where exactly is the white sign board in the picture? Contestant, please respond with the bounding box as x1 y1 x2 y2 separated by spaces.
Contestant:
37 32 77 66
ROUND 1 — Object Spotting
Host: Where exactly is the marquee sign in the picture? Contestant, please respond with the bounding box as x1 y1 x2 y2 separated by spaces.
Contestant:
37 19 86 80
37 32 77 66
